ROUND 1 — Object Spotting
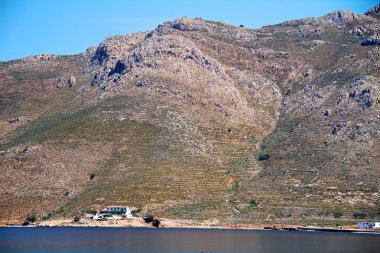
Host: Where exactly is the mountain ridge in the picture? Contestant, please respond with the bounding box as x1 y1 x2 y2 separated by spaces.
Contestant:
0 4 379 225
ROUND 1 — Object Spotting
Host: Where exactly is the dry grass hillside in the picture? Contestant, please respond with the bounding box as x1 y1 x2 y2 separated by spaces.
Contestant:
0 5 379 225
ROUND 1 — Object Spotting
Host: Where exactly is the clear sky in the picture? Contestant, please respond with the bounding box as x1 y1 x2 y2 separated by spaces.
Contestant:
0 0 378 61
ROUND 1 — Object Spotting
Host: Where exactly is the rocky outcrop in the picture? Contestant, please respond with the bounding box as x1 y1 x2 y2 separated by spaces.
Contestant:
281 8 378 36
166 17 257 41
57 75 77 88
22 53 58 63
56 76 65 88
321 10 360 26
84 32 147 86
361 35 380 46
282 85 333 117
347 77 378 110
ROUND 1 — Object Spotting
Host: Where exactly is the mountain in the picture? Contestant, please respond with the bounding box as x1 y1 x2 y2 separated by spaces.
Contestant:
1 4 379 225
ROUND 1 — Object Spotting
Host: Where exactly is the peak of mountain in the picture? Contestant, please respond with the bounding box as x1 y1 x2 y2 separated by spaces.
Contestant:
365 4 380 18
321 9 360 24
281 8 377 32
1 6 380 225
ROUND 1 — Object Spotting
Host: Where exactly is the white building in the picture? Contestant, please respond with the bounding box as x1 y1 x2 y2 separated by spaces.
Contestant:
357 221 380 230
105 205 130 213
93 205 134 220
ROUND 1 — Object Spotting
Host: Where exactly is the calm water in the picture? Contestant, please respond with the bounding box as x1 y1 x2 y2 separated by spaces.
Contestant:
0 227 379 253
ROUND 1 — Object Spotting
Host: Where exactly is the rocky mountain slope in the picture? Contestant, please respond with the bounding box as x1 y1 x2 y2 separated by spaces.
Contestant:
1 5 379 224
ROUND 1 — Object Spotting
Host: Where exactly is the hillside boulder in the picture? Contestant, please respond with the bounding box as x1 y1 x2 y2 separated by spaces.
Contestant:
68 76 76 87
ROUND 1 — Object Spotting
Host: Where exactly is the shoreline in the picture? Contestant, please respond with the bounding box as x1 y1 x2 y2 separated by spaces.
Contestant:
2 218 379 235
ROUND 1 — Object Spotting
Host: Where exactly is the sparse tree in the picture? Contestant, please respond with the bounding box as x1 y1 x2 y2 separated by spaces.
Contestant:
26 213 37 223
74 216 81 222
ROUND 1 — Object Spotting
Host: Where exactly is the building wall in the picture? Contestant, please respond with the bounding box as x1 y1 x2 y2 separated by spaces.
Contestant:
106 206 129 211
358 222 380 229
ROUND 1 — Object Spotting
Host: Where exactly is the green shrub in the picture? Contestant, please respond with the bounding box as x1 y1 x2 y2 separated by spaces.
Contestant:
83 209 97 215
42 211 56 221
249 199 259 207
144 213 154 223
258 154 270 161
74 216 81 222
333 211 343 218
25 213 37 223
353 212 366 219
131 208 142 214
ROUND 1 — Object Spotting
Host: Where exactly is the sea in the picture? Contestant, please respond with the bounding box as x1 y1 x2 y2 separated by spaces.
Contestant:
0 227 379 253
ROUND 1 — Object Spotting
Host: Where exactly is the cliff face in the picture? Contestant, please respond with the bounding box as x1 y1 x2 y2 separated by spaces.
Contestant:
0 5 379 224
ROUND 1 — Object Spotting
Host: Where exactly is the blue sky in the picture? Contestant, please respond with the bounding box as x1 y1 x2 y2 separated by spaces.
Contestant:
0 0 378 61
